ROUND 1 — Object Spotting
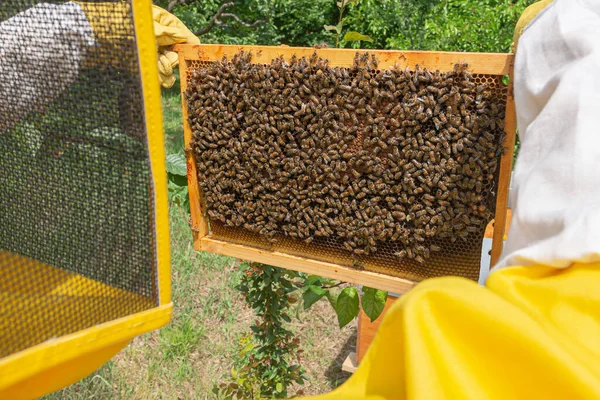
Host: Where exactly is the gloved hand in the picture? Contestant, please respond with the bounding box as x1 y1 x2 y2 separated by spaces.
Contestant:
76 2 199 88
152 5 200 88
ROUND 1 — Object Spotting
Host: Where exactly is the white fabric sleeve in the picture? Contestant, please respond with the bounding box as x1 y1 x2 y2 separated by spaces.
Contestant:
494 0 600 270
0 2 95 132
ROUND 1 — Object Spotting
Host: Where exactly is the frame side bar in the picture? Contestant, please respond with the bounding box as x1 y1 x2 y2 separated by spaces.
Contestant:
178 55 209 249
490 60 517 267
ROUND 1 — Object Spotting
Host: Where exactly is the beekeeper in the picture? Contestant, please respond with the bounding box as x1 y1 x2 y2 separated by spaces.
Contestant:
0 2 197 131
308 0 600 398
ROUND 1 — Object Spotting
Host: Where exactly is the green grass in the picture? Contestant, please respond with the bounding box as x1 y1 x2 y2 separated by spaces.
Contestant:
45 84 354 399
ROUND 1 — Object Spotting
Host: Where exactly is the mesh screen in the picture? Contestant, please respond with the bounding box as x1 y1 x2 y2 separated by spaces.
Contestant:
0 1 158 358
185 55 508 283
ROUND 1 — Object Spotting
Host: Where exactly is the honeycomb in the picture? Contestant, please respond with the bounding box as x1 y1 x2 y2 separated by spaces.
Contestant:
184 55 508 282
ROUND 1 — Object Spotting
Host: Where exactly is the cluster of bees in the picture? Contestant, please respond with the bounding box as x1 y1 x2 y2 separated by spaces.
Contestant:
186 51 506 263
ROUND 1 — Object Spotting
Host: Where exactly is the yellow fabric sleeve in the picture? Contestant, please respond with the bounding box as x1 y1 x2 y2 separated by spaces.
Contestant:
307 262 600 399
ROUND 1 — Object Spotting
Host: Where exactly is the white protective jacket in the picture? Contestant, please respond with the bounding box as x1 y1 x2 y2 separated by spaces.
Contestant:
496 0 600 271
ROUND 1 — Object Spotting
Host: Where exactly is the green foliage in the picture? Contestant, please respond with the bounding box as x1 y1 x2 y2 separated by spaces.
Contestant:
166 152 190 212
421 0 534 52
302 285 328 309
158 0 539 53
323 0 373 48
270 0 337 46
343 31 374 44
155 0 336 47
361 287 387 322
166 153 187 176
344 0 438 50
335 287 360 328
160 0 538 53
295 274 387 328
342 0 538 52
217 263 306 399
220 264 388 397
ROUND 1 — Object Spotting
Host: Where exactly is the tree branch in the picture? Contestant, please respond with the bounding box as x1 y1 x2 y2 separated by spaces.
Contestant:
167 0 194 12
321 282 344 290
220 12 270 28
194 1 270 36
195 2 235 36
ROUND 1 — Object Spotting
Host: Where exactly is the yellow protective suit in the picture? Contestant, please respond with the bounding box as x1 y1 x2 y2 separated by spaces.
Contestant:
308 0 600 398
310 264 600 399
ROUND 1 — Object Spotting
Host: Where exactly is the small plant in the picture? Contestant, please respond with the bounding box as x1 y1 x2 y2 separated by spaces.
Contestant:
324 0 373 48
218 264 387 398
296 274 387 328
216 263 306 399
166 153 190 213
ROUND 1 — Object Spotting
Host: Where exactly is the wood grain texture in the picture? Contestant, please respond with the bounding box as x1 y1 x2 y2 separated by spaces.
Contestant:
173 44 512 75
490 62 517 267
178 55 209 249
200 238 417 294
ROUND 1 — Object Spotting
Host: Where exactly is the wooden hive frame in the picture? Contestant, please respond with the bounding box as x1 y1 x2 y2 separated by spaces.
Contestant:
174 44 516 294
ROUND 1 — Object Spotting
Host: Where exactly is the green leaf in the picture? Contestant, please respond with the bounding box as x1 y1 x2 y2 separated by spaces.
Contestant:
168 172 188 187
276 383 283 393
335 287 360 328
304 275 324 286
302 285 327 310
326 291 338 309
166 153 187 176
361 287 387 322
324 24 338 32
240 342 254 357
343 31 374 43
502 75 510 86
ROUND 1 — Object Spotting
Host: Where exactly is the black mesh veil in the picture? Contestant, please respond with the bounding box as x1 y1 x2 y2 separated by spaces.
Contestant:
0 0 159 357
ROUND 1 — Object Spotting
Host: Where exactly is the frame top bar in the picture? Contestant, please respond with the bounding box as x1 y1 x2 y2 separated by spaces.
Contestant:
173 44 514 75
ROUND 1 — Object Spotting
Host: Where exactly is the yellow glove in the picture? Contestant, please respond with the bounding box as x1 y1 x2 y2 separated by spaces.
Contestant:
511 0 554 52
152 5 200 88
152 5 200 47
76 3 198 88
157 49 179 89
